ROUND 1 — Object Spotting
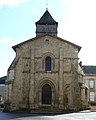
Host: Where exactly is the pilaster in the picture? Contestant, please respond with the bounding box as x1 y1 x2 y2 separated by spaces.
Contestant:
59 47 64 109
29 44 35 109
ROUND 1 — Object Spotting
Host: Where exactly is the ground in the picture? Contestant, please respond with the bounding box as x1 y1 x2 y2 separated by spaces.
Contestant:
0 109 96 120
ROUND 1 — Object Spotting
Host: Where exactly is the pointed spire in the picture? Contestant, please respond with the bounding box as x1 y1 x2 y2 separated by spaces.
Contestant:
35 10 58 36
36 10 58 25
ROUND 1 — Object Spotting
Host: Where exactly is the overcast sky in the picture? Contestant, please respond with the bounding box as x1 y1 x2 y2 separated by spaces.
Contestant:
0 0 96 77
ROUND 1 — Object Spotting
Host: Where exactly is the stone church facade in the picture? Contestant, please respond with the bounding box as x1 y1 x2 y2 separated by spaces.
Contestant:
5 10 88 112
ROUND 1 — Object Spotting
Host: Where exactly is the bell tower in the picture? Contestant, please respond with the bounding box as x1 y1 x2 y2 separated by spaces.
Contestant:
35 10 58 36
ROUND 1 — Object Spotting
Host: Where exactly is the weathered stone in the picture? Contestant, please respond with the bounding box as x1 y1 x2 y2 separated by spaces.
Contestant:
4 10 88 112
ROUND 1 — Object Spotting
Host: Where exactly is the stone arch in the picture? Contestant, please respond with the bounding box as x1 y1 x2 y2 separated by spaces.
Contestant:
36 78 57 107
42 52 55 71
42 52 55 59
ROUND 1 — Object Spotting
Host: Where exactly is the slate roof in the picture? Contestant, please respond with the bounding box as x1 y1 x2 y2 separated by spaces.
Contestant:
36 10 58 25
82 66 96 75
0 76 7 84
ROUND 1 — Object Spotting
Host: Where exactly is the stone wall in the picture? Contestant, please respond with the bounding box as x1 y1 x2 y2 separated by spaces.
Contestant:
5 34 84 111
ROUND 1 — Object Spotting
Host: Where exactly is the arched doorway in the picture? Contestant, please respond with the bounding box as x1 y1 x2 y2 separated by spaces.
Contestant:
42 84 52 105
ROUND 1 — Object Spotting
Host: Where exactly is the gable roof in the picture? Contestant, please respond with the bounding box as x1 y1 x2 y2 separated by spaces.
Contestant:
36 10 58 25
12 33 81 52
82 66 96 75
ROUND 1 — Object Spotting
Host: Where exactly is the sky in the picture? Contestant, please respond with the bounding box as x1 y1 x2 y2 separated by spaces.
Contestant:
0 0 96 77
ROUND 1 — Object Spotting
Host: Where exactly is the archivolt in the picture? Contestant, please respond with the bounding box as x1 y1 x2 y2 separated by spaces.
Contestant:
36 78 57 93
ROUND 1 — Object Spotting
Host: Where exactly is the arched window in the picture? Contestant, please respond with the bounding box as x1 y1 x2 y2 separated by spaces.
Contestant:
90 80 94 88
42 84 52 104
45 56 51 71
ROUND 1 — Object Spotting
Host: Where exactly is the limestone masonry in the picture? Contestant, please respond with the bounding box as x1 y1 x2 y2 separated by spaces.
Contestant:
5 10 88 112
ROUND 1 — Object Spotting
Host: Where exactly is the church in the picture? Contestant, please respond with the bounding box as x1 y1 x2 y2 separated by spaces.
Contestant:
4 10 88 112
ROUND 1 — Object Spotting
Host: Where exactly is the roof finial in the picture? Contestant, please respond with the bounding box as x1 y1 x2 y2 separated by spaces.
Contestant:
46 0 48 11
